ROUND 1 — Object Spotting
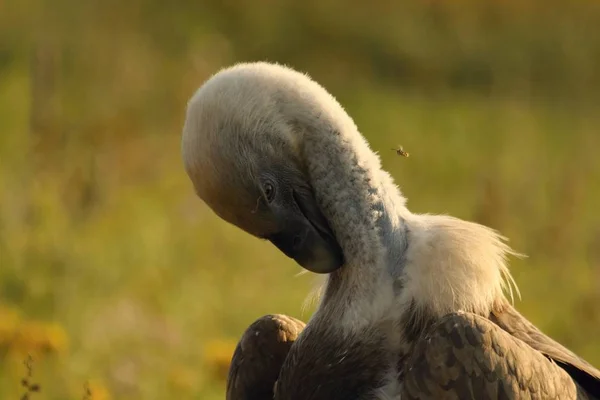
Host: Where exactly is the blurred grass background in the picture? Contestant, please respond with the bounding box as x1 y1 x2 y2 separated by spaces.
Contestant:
1 0 600 398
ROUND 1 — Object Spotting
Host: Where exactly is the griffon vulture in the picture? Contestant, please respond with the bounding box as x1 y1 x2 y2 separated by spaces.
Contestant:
181 62 600 399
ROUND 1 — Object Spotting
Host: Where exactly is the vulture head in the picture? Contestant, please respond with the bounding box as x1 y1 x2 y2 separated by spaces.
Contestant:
182 62 370 275
182 61 517 322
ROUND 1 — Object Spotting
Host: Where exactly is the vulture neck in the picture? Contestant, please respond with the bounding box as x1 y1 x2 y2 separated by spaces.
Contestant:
293 90 517 334
301 117 409 329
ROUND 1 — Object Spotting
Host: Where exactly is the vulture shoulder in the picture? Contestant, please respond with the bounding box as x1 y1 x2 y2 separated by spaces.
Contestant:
226 314 305 400
402 311 598 400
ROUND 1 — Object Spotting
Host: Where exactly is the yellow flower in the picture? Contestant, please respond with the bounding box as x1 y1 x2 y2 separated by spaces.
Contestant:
41 322 69 353
11 320 69 355
85 380 112 400
0 305 20 346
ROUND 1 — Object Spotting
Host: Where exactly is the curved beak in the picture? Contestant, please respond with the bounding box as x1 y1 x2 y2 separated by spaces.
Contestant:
266 190 344 274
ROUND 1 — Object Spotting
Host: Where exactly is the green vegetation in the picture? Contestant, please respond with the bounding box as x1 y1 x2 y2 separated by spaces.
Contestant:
1 0 599 398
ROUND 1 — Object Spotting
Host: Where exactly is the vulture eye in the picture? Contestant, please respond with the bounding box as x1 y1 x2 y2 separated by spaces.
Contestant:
263 182 276 203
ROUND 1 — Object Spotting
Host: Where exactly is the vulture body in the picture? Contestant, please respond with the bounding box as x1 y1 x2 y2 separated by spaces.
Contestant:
181 62 600 399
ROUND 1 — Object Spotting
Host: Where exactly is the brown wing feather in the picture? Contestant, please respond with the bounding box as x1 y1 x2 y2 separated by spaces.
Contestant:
226 314 305 400
402 312 592 400
491 304 600 397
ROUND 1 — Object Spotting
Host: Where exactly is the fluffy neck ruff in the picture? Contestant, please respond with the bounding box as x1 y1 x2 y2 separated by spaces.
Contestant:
399 214 520 319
